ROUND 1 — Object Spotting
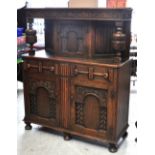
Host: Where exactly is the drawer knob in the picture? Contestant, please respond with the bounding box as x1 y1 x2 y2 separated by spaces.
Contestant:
74 68 78 75
50 66 55 72
27 64 31 68
103 73 108 79
25 63 38 70
71 95 74 100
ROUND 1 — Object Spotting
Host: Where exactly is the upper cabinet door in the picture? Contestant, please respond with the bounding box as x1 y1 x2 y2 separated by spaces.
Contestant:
45 20 89 57
70 64 115 139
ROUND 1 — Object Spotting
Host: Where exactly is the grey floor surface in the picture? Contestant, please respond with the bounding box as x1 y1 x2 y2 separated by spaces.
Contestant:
17 79 137 155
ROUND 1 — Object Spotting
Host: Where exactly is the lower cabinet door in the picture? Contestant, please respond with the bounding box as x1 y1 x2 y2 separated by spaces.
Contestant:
70 78 113 139
24 77 59 127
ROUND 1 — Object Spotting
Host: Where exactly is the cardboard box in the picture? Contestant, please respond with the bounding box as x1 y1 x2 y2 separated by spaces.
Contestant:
68 0 98 8
106 0 126 8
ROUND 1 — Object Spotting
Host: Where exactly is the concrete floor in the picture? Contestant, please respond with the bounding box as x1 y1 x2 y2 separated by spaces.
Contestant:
17 79 137 155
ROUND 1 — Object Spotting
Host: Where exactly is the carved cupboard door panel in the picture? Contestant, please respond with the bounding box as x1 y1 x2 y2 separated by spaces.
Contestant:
53 21 89 57
23 60 60 127
70 65 114 139
25 78 59 127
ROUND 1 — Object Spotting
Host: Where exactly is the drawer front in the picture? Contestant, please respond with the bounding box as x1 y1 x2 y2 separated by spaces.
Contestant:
72 64 113 84
23 60 58 76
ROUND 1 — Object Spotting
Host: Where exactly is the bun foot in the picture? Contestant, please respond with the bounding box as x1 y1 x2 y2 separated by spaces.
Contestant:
25 123 32 130
64 133 71 141
108 144 118 153
122 131 128 139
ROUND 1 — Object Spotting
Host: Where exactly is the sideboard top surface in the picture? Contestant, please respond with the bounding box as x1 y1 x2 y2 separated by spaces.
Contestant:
22 50 131 68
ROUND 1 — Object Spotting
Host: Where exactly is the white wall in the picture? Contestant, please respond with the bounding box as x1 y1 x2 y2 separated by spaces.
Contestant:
98 0 106 7
26 0 69 8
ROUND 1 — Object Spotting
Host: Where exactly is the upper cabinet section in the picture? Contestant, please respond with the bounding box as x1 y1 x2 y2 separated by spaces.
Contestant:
25 8 132 61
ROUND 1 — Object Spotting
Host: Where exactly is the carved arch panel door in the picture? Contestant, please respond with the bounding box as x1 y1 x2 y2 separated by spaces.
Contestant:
70 65 115 140
23 61 60 128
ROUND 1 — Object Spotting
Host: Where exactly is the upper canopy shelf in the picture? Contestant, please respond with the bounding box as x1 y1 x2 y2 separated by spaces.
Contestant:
25 8 132 21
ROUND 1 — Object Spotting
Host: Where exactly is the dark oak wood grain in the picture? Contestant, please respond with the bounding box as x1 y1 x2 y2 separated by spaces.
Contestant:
23 8 132 153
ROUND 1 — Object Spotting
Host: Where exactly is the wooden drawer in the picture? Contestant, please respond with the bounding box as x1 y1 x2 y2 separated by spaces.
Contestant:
23 60 57 76
72 64 113 83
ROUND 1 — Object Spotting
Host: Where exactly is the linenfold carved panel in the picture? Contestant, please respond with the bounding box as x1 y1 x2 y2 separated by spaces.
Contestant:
75 86 108 130
29 80 56 119
94 22 115 55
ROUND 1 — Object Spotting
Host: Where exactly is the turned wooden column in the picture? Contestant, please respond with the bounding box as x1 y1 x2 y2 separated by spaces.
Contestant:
25 18 37 55
112 22 126 62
